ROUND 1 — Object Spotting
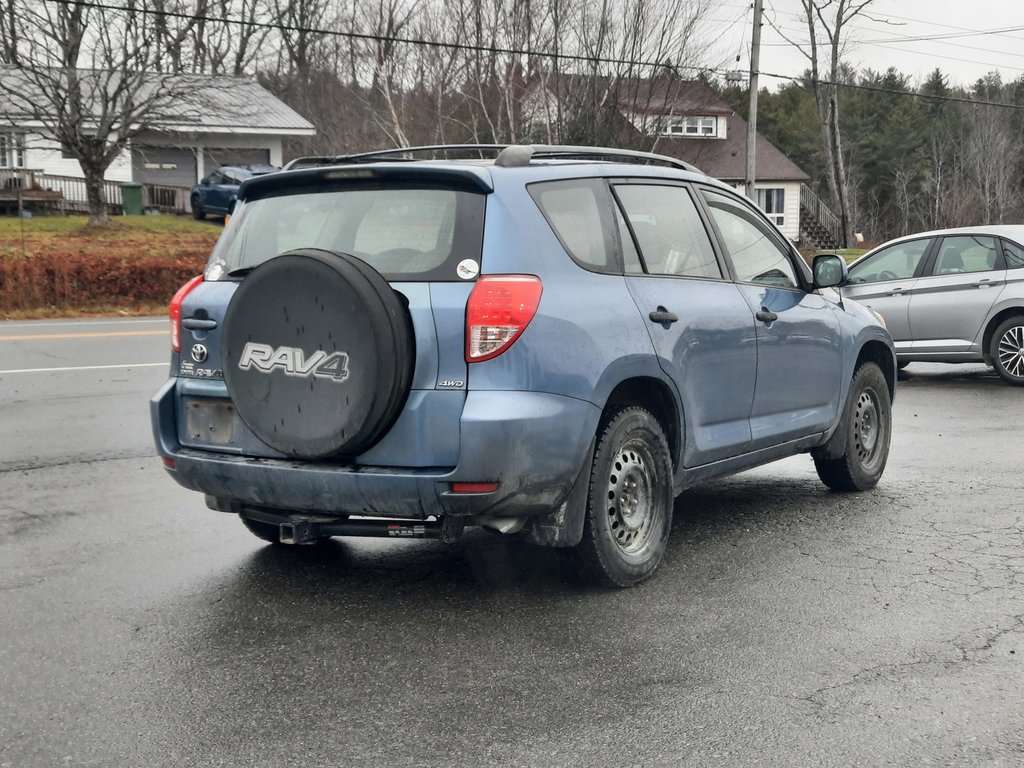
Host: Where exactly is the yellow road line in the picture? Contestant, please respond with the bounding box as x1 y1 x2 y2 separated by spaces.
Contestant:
0 330 166 341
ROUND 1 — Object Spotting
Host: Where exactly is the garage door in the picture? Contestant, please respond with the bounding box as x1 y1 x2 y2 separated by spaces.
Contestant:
203 148 272 174
131 146 198 187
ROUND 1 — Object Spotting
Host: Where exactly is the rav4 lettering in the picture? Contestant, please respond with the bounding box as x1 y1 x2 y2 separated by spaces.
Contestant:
239 342 350 382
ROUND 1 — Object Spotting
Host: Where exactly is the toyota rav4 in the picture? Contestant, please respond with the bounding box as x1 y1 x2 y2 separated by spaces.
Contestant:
152 144 896 586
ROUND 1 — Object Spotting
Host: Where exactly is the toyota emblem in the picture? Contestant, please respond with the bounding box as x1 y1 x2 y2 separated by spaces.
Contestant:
191 344 208 363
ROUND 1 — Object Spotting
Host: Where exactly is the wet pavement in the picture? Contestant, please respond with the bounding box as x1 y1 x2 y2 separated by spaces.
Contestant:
1 319 1022 767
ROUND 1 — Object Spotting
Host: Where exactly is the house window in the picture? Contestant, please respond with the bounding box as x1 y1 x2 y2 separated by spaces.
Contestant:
756 188 785 227
664 116 716 137
0 133 26 168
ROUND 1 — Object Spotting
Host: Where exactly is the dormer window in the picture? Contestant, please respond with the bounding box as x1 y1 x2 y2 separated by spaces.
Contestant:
663 116 717 137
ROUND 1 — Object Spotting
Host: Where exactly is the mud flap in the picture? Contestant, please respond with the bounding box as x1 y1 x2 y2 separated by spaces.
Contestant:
523 437 595 548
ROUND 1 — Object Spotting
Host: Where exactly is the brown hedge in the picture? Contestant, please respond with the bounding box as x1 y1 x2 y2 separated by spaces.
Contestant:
0 251 208 312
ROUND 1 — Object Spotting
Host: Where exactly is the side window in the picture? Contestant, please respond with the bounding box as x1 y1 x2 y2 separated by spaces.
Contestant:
847 239 930 284
1002 239 1024 269
207 171 224 185
529 179 618 273
702 190 798 288
931 235 999 275
614 184 721 279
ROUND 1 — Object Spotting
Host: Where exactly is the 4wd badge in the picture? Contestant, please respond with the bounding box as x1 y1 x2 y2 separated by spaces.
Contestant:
238 342 350 382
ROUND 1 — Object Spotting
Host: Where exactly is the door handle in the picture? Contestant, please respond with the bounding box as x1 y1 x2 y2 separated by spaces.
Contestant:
886 287 906 296
181 317 218 330
755 309 778 323
973 279 995 288
649 309 679 325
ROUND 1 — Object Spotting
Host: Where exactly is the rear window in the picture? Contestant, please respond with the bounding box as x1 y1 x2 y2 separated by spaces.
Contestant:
205 185 485 282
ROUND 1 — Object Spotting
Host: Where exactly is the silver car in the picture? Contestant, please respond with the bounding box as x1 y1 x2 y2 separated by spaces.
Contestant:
843 226 1024 386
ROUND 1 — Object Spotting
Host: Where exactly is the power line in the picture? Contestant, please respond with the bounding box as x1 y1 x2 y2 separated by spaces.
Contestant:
39 0 712 75
755 69 1024 110
37 0 1024 112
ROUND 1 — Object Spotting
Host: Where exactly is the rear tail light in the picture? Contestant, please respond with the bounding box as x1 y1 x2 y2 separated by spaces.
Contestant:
450 482 499 494
466 275 542 362
170 275 204 353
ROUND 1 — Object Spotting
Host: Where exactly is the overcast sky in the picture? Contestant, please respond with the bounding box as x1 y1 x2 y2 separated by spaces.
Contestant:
703 0 1024 90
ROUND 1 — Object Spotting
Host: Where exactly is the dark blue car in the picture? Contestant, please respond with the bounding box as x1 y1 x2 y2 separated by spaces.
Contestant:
190 164 278 219
155 144 895 586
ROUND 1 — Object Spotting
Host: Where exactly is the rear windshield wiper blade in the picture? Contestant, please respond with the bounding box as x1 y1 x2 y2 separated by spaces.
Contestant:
227 266 256 278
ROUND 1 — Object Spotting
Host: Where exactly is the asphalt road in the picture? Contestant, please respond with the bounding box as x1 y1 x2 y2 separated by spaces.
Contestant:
1 317 1022 768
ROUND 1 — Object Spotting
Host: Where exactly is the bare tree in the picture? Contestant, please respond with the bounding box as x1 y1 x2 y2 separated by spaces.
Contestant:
774 0 876 247
0 0 203 225
965 104 1021 224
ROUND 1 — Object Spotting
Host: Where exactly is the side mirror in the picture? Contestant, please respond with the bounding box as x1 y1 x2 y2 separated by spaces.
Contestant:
813 253 848 289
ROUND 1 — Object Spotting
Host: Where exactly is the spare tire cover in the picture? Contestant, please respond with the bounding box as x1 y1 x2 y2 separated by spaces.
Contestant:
221 249 414 459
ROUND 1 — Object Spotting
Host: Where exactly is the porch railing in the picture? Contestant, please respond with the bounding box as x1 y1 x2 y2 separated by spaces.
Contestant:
799 183 843 246
0 168 191 214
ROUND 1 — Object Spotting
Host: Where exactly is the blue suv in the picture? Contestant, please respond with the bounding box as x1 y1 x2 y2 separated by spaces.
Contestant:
190 164 278 220
153 144 895 586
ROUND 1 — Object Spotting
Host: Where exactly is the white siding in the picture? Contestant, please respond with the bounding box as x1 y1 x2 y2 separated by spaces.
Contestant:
20 129 283 185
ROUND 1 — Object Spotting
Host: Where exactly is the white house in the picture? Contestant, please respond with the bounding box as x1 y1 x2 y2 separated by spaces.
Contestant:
0 70 315 192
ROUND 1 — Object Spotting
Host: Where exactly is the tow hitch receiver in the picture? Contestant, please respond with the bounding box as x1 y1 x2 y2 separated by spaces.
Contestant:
273 517 449 544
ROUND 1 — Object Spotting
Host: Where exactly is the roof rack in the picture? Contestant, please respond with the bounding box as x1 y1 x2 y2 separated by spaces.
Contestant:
282 144 702 174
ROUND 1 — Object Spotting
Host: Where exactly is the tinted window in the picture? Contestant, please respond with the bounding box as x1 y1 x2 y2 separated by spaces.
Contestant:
703 190 798 288
530 179 616 272
1003 240 1024 269
614 184 721 279
205 186 484 282
207 171 224 184
932 235 998 275
847 239 930 284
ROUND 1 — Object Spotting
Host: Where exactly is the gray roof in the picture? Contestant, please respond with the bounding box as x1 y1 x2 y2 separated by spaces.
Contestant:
0 66 315 135
653 112 809 183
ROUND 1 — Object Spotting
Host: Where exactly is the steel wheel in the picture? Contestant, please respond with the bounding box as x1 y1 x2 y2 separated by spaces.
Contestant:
852 388 884 474
990 317 1024 386
605 441 659 558
813 361 892 491
575 406 673 587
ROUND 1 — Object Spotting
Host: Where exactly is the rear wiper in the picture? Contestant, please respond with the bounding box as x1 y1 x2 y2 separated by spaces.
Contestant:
227 266 256 278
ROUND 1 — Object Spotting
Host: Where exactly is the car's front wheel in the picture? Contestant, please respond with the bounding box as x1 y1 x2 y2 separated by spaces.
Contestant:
574 406 674 587
191 195 205 220
991 316 1024 386
813 362 892 491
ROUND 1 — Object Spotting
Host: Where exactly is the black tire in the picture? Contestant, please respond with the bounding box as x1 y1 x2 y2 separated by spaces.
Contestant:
990 316 1024 386
813 362 892 491
574 407 674 587
191 196 205 220
221 249 415 459
240 515 281 543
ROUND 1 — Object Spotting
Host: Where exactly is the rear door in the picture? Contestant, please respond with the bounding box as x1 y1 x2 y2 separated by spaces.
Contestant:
611 181 757 466
906 234 1005 355
700 188 843 449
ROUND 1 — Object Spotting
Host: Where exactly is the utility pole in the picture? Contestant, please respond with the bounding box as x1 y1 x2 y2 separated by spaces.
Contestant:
745 0 763 201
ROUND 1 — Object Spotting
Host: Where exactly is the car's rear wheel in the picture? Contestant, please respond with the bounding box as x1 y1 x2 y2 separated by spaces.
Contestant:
574 407 673 587
813 362 891 491
991 316 1024 386
191 195 205 220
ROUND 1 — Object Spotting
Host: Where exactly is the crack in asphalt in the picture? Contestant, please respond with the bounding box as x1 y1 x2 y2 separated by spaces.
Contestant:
0 450 154 474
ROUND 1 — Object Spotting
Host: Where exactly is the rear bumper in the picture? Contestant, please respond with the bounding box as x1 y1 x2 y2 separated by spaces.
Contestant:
151 379 600 519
